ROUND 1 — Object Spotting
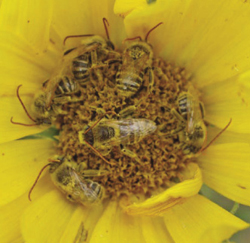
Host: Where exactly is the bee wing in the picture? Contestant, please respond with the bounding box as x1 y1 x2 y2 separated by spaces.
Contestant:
186 86 204 134
101 119 152 145
70 170 100 202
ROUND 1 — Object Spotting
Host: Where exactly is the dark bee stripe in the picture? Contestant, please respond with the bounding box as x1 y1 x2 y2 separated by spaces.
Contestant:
117 73 143 93
55 77 70 95
178 95 187 115
72 54 90 80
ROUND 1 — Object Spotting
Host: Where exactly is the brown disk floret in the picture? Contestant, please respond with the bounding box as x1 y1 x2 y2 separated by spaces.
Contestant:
54 57 194 200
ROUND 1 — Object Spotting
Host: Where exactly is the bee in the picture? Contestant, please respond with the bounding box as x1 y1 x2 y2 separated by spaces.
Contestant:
63 18 121 85
116 22 163 97
78 116 157 160
11 74 79 125
29 157 106 206
169 90 231 156
166 90 207 155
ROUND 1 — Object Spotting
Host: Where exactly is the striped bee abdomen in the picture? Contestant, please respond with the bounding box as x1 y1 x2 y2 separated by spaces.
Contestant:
55 76 78 96
116 71 144 97
71 54 91 83
178 93 188 117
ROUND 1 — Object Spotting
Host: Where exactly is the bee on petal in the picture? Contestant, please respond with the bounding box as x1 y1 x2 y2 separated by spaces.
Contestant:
29 157 107 206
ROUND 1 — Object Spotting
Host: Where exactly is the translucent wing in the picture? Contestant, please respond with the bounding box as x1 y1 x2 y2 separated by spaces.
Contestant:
70 169 100 203
100 119 156 145
186 85 204 134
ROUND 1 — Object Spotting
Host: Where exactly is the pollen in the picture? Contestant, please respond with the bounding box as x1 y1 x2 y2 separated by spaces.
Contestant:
54 57 199 201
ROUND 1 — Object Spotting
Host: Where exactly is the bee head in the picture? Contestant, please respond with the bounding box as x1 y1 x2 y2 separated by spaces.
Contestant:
126 42 153 61
32 92 47 114
193 121 207 139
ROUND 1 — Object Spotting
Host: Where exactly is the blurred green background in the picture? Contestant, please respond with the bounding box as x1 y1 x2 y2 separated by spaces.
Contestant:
201 185 250 243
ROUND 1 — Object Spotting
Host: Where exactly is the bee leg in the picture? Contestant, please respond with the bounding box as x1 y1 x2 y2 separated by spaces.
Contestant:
90 68 104 86
98 146 112 156
104 58 122 66
158 125 185 136
106 50 122 60
119 105 137 118
171 108 186 123
157 109 186 136
120 145 140 161
153 67 169 83
77 166 109 177
147 67 154 94
53 96 72 105
90 50 107 69
50 103 68 115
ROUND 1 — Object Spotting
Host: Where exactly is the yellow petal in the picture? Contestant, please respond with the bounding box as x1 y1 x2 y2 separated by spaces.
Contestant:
0 31 61 143
0 175 54 243
0 31 59 95
0 96 45 144
90 200 145 243
0 196 23 242
114 0 148 18
206 125 250 146
61 202 104 243
0 139 55 206
198 143 250 206
201 75 250 134
51 0 126 50
123 163 202 216
22 189 104 242
163 194 249 243
22 190 74 242
140 217 174 243
121 0 250 86
0 0 53 52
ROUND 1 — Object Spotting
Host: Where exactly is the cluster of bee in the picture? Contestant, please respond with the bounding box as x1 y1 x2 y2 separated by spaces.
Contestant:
12 19 231 208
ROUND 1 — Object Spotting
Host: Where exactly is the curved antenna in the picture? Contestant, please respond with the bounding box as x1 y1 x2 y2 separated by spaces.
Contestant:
201 118 232 152
28 163 52 201
84 111 117 135
103 18 110 40
84 140 115 166
12 85 37 125
10 117 37 126
83 111 117 165
63 34 94 46
123 36 142 44
145 22 163 42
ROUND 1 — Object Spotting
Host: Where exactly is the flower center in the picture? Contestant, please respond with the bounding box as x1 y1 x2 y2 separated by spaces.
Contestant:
54 57 202 201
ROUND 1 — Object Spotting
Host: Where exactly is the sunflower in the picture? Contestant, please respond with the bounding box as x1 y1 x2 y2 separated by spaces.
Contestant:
0 0 250 242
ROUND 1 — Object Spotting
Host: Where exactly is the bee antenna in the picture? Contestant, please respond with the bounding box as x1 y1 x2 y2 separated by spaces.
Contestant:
63 34 95 45
10 117 37 126
145 22 163 42
12 85 37 124
103 18 110 40
84 111 117 134
28 163 52 201
201 118 232 152
123 36 142 44
84 140 115 165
